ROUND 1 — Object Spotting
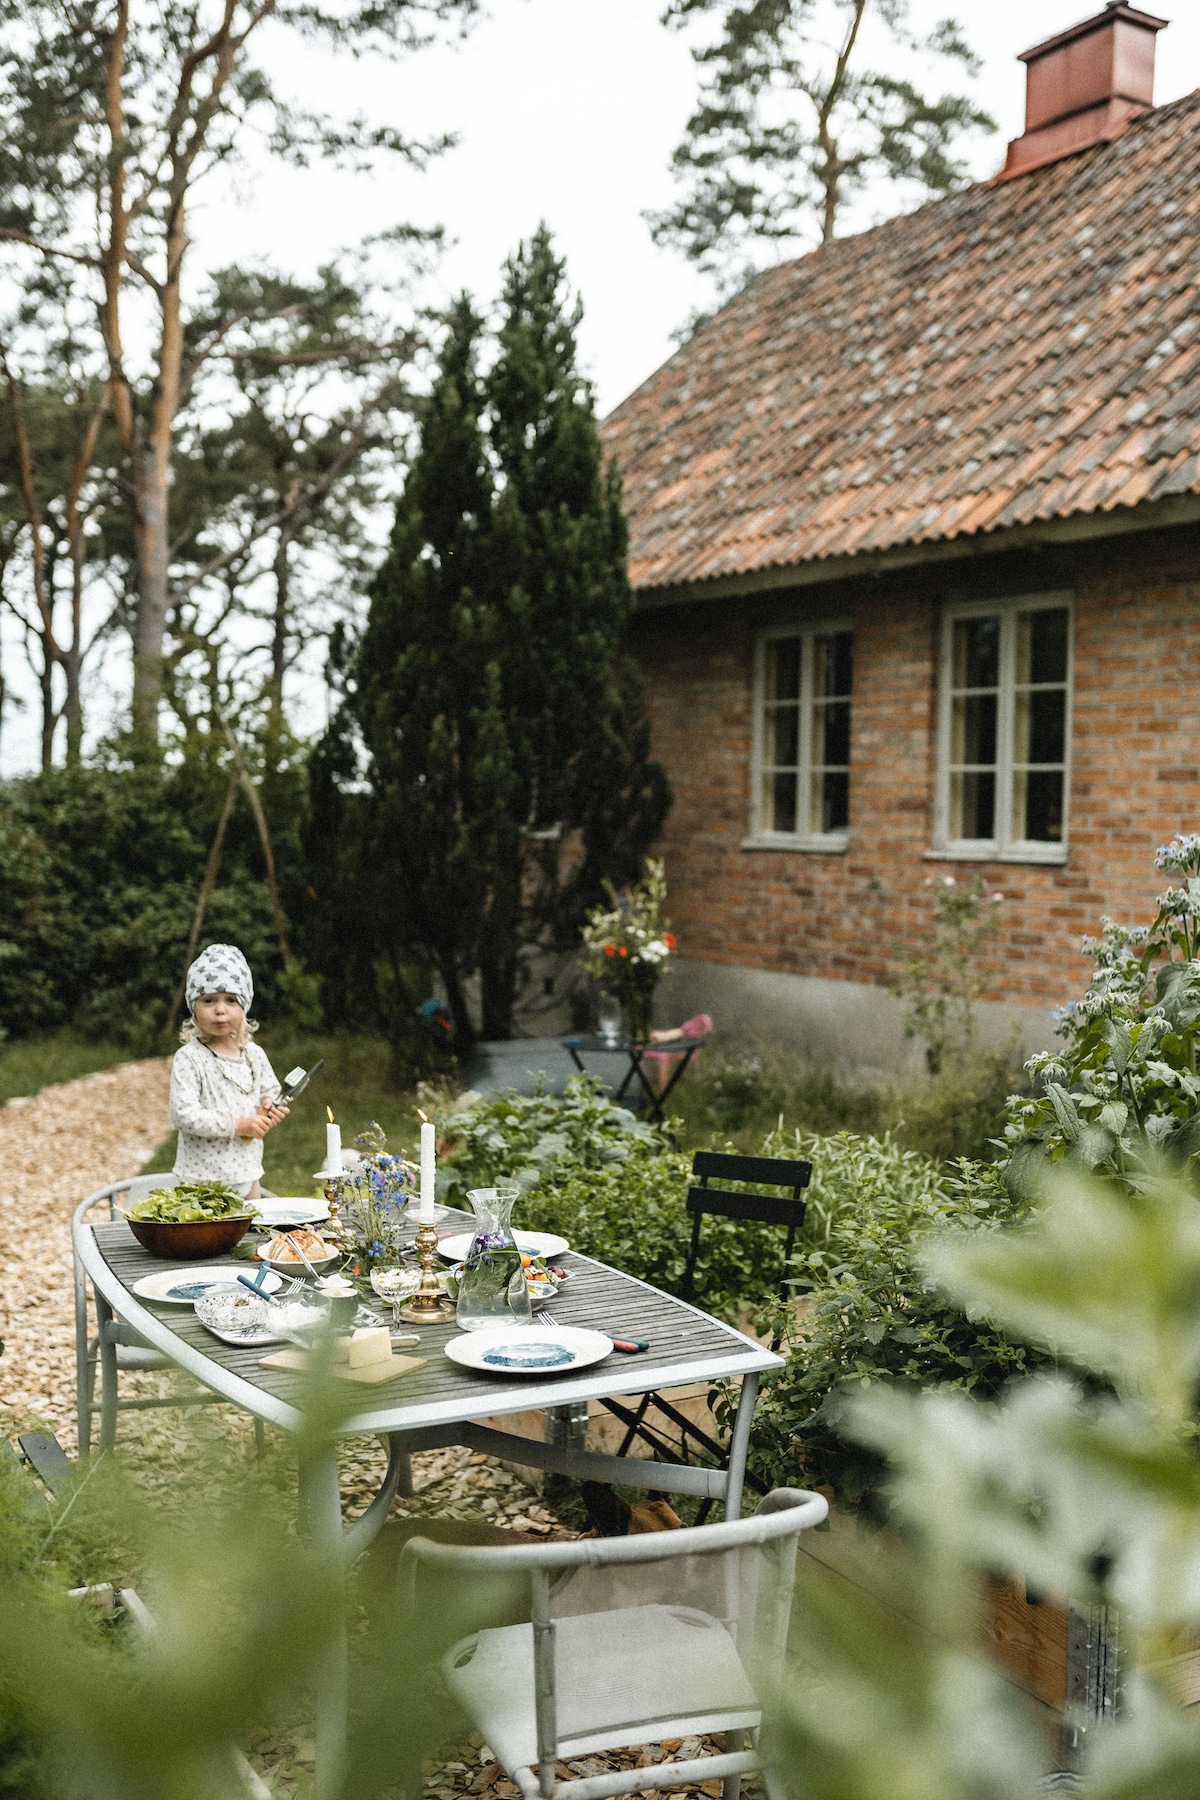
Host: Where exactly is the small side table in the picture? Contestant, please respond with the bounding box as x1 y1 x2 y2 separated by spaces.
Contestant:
562 1033 704 1124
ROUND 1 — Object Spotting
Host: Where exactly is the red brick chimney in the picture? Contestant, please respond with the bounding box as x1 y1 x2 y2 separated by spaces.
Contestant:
999 3 1168 181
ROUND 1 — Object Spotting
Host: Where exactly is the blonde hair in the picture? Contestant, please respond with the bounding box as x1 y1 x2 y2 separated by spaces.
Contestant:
180 1011 260 1049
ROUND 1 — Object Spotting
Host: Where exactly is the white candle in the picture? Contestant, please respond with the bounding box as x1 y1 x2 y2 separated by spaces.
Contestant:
420 1120 436 1220
325 1119 343 1176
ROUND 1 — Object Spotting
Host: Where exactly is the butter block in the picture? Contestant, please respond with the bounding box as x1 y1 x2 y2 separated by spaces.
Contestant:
348 1326 392 1368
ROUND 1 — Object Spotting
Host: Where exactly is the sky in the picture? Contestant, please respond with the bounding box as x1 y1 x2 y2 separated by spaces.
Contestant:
4 0 1199 773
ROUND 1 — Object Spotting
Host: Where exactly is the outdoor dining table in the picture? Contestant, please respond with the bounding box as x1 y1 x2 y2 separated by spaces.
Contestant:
74 1202 783 1799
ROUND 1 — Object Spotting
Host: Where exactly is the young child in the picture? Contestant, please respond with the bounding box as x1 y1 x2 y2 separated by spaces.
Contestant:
170 943 287 1200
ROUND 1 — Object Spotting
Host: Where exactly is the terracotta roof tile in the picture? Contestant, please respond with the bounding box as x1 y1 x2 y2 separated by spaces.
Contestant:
604 93 1200 591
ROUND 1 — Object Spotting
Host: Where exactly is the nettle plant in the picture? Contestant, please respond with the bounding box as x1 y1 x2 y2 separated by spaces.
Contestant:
1005 835 1200 1196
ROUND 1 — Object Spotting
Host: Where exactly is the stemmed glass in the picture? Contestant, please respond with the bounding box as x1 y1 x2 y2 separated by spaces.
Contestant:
370 1264 421 1326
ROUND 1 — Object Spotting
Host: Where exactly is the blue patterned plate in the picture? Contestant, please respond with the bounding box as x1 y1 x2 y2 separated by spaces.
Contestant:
444 1325 613 1376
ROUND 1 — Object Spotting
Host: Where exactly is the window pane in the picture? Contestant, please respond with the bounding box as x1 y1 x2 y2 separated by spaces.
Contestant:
1018 608 1069 685
767 638 801 702
952 615 999 689
815 698 851 767
1015 687 1066 765
949 770 996 839
767 704 799 768
815 631 852 699
1013 769 1064 842
951 692 997 766
764 770 797 834
812 768 849 834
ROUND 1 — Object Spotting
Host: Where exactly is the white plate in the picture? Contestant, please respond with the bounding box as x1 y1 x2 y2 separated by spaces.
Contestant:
437 1230 570 1264
444 1325 612 1376
132 1266 283 1304
253 1199 330 1229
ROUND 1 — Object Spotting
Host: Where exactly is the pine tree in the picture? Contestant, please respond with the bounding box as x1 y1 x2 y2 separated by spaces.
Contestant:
485 227 671 1031
346 240 670 1050
352 298 518 1049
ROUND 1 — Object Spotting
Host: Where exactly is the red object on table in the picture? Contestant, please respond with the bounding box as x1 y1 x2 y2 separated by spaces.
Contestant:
641 1014 712 1092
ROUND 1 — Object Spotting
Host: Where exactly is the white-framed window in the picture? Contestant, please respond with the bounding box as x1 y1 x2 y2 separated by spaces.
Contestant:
747 623 852 849
932 592 1072 863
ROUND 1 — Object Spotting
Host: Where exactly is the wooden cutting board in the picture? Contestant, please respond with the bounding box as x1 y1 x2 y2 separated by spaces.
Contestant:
258 1347 426 1384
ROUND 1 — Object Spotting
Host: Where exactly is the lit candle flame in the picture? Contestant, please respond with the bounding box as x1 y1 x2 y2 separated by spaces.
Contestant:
326 1105 334 1123
416 1108 428 1123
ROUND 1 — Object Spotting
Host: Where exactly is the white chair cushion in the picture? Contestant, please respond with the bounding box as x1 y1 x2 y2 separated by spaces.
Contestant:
444 1603 761 1771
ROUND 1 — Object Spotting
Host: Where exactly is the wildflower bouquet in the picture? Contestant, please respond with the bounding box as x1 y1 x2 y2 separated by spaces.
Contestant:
580 859 676 1041
335 1122 416 1272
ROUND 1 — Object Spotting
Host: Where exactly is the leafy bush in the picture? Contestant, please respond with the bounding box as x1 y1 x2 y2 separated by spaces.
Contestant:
1004 834 1200 1195
0 761 306 1047
740 1150 1052 1511
438 1075 659 1199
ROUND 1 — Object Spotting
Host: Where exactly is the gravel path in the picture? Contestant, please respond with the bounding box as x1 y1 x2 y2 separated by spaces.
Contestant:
0 1057 172 1449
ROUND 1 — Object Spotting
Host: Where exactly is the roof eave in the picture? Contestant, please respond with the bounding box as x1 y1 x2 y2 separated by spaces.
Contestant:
631 493 1200 609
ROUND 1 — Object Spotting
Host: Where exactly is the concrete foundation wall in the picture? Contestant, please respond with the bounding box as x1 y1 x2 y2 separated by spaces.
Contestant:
659 955 1060 1077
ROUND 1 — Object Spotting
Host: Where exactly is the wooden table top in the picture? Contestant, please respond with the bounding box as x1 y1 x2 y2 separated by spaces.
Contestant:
83 1208 781 1440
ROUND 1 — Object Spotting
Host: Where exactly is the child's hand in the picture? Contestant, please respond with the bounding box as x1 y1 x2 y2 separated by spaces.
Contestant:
234 1114 271 1140
259 1096 289 1132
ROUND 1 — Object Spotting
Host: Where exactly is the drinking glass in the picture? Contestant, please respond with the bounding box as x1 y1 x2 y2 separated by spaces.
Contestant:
370 1264 421 1325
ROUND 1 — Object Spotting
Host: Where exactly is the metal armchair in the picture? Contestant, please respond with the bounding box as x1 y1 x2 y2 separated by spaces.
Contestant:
401 1487 828 1800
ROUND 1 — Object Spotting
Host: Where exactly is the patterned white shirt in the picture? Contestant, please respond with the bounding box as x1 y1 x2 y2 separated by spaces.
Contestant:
169 1040 281 1189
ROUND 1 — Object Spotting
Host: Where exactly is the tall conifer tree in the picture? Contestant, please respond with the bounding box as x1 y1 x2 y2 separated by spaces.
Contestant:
353 298 517 1046
348 238 669 1048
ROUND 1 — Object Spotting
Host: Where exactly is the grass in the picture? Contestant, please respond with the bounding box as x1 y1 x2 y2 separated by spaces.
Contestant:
138 1028 427 1194
0 1027 139 1106
664 1037 1026 1164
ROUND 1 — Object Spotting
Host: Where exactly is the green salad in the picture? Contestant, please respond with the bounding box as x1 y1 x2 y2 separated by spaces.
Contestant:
128 1182 250 1223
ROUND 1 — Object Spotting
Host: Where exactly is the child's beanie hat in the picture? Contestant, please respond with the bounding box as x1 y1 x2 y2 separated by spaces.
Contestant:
186 944 253 1015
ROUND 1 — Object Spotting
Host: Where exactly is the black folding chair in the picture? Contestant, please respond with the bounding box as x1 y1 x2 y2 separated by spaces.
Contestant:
599 1150 812 1519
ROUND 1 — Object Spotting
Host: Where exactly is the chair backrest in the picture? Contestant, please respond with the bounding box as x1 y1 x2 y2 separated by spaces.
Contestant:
74 1173 179 1229
682 1150 812 1306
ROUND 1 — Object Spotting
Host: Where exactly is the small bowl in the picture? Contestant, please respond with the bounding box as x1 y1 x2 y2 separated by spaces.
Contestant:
123 1213 252 1261
194 1283 269 1335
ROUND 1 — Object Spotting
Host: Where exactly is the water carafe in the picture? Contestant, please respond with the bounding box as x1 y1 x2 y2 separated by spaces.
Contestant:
456 1186 534 1331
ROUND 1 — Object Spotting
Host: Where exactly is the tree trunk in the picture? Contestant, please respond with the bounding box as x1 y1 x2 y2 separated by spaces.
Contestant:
271 530 290 716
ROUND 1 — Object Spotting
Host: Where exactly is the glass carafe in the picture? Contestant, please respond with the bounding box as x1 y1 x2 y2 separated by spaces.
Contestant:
456 1186 533 1332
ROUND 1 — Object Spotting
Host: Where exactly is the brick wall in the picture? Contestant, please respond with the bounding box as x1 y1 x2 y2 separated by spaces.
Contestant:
627 525 1200 1017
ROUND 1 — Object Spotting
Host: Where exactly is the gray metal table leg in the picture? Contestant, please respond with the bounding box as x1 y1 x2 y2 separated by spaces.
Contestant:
723 1371 759 1522
301 1444 349 1800
97 1291 119 1453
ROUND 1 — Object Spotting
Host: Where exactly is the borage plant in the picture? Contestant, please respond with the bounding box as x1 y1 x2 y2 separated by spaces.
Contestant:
1005 834 1200 1195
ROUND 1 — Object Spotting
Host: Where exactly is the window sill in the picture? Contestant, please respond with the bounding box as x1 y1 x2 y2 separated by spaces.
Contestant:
924 844 1067 866
742 834 848 854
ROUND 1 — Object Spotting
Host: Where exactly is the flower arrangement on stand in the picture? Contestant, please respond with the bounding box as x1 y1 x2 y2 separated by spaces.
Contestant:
334 1123 416 1276
580 859 676 1042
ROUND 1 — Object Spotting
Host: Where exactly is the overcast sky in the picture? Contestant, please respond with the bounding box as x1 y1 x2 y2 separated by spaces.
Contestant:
4 1 1198 773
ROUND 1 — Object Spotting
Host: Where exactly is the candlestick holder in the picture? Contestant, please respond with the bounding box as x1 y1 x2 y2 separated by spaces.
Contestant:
322 1174 348 1242
398 1216 454 1323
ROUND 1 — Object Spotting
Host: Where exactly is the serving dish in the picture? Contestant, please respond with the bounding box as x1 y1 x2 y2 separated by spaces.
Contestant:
122 1212 253 1260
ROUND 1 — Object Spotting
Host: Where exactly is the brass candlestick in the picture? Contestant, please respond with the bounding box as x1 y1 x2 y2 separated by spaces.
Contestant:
398 1215 453 1323
323 1174 347 1241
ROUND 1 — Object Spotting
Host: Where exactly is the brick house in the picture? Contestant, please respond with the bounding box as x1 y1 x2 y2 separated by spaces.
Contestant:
602 2 1200 1071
